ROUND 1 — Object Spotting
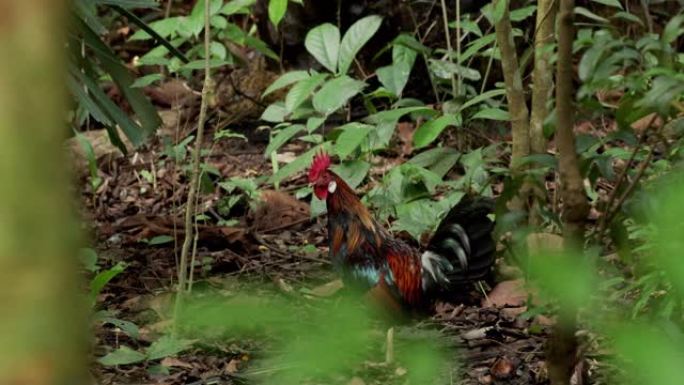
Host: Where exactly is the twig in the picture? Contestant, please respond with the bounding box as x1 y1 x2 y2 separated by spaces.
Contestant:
596 114 656 239
173 0 211 336
601 149 654 232
438 0 458 97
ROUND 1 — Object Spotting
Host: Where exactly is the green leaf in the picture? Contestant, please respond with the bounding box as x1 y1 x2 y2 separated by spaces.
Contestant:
662 14 684 44
268 0 288 27
131 73 163 88
94 0 158 7
472 108 509 120
365 106 436 125
459 88 506 111
331 160 370 189
509 5 536 21
129 17 179 40
408 147 460 178
90 262 126 303
591 0 623 9
210 41 227 59
285 73 329 113
76 19 161 144
334 123 372 159
265 124 306 156
101 317 140 339
574 7 609 23
305 23 340 73
312 75 366 115
429 59 481 81
269 142 332 184
263 71 310 98
492 0 507 23
98 346 146 366
221 0 256 15
261 102 288 123
413 114 459 149
377 62 412 97
338 15 383 74
79 248 99 273
148 235 174 245
147 335 193 360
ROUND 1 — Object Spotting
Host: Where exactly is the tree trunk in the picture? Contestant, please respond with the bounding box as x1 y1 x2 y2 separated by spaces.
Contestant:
528 0 557 226
493 0 531 211
0 1 86 383
548 0 589 384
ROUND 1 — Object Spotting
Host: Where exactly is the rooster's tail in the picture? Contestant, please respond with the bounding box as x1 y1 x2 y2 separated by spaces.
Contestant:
420 197 496 292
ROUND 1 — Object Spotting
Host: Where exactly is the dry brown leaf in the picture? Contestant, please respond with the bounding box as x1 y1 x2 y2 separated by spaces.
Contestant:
631 112 662 134
251 190 309 233
483 279 528 308
490 356 515 379
224 359 241 374
309 279 344 297
160 357 193 369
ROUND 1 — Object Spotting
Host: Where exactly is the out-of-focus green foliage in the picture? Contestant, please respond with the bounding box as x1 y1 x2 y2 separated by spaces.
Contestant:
70 0 163 151
180 292 451 384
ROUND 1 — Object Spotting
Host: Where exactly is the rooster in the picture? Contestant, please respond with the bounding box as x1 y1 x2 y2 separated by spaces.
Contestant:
308 151 496 313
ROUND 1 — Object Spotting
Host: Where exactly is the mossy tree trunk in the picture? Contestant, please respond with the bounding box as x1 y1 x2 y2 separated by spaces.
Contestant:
493 0 531 212
528 0 558 226
548 0 590 384
0 1 86 383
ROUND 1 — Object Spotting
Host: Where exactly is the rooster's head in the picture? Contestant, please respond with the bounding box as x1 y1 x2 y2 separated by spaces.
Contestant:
308 150 335 200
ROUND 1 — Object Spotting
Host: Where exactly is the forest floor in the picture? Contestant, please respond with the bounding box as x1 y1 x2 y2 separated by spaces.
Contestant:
75 67 600 385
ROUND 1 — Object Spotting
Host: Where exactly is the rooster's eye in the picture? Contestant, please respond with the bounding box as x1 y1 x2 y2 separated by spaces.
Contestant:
328 181 337 193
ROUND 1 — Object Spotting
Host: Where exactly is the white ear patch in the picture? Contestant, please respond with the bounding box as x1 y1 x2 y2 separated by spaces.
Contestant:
328 181 337 193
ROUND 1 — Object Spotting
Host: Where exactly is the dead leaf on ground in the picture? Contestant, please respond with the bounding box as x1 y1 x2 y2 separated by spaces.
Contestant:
490 356 515 379
224 359 241 374
251 190 309 232
396 122 415 156
161 357 194 369
347 377 366 385
66 128 130 178
308 279 344 297
631 112 662 134
483 279 528 308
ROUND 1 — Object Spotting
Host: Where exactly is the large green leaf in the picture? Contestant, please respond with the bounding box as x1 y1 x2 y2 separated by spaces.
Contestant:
331 160 370 189
334 123 372 159
264 124 306 156
312 75 366 115
284 73 329 113
269 142 332 184
338 15 383 75
76 19 161 144
365 106 436 125
305 23 340 73
221 0 257 15
262 70 310 98
413 114 460 149
268 0 288 26
377 61 412 97
147 336 193 361
98 346 146 366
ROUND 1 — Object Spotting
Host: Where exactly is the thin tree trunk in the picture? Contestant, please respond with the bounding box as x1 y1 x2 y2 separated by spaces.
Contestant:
548 0 589 384
493 0 531 211
174 0 213 334
0 1 86 383
528 0 558 225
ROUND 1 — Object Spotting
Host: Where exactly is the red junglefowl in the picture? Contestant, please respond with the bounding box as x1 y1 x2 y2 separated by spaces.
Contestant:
308 151 496 313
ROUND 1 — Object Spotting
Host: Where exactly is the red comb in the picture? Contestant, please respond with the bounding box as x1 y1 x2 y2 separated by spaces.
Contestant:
308 150 331 182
